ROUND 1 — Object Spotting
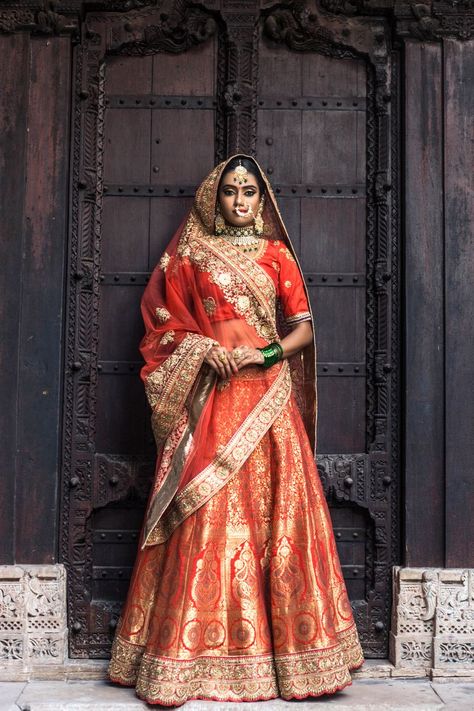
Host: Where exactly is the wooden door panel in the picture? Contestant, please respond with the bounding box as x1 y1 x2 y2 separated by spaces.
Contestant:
102 198 150 273
98 285 144 361
149 197 194 266
318 379 366 453
151 110 215 184
302 112 366 184
95 376 147 454
104 108 151 184
257 111 302 183
301 54 366 97
62 6 398 660
106 56 153 94
307 288 365 361
300 199 366 272
277 198 301 254
151 44 215 95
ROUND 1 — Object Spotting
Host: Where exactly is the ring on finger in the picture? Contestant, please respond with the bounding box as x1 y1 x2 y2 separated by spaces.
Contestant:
218 353 227 363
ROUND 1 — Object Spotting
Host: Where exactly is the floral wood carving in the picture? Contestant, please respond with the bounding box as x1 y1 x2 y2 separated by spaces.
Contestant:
107 4 218 55
0 1 78 35
263 0 390 66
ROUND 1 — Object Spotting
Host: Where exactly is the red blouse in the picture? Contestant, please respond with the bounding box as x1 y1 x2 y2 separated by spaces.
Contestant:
258 239 312 325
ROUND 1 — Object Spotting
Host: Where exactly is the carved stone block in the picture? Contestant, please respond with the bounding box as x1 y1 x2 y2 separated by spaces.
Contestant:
0 565 67 670
390 567 474 672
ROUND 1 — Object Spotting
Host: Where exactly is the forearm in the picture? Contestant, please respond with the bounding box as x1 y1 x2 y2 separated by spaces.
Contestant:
279 320 313 359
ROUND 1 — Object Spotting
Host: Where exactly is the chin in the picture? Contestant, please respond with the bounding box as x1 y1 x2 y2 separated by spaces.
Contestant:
227 216 254 227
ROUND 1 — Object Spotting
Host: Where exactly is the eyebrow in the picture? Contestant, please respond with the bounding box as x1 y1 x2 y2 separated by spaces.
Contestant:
221 183 258 190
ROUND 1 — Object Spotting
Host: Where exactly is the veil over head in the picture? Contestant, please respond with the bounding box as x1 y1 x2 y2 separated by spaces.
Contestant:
139 154 317 547
192 153 318 449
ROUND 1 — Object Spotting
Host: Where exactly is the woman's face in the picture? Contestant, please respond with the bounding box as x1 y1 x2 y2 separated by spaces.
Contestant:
218 169 261 227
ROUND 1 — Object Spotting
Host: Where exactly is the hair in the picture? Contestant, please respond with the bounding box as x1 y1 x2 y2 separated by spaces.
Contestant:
219 156 266 195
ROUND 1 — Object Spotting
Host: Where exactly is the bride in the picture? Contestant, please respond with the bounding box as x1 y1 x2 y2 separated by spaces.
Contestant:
108 154 364 705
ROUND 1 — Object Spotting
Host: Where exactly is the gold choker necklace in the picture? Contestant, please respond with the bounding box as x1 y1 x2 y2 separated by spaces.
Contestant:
218 224 260 247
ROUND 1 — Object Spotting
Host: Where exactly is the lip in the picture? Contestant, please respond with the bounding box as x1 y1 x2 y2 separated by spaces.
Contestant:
234 207 250 216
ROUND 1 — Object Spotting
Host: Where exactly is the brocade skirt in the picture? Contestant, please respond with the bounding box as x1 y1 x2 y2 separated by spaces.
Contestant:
108 392 364 705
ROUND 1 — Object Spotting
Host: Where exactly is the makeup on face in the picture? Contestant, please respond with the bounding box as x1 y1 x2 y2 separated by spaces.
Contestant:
218 175 260 227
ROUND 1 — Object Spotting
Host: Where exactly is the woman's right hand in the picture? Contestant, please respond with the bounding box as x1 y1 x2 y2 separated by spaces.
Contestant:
204 344 239 380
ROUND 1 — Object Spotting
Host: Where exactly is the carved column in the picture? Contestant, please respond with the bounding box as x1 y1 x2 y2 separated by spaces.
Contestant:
220 2 259 155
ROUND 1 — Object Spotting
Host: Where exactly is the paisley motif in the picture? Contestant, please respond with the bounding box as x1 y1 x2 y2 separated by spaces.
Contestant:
190 543 221 610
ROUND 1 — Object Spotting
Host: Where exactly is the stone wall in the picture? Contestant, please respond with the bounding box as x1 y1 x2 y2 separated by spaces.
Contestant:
0 565 67 670
390 567 474 676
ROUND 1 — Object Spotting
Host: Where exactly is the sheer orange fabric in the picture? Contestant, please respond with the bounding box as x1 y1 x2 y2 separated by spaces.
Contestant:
108 155 364 705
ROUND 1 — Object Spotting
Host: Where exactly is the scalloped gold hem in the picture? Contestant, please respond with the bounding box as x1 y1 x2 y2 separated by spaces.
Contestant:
108 625 364 706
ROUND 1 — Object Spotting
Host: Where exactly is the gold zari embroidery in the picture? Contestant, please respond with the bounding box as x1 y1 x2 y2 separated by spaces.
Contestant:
286 311 312 325
145 333 215 445
145 361 292 545
108 625 363 705
155 306 171 323
202 296 216 316
191 233 278 342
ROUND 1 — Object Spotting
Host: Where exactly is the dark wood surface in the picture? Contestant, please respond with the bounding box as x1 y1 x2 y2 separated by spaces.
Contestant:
0 35 71 564
0 33 30 564
443 39 474 568
403 41 445 568
0 0 472 660
56 4 400 659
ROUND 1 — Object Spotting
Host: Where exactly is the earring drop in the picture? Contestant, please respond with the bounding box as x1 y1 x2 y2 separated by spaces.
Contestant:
254 195 265 235
215 204 225 235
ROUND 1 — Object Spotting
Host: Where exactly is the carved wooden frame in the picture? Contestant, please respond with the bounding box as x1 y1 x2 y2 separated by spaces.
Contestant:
58 0 400 658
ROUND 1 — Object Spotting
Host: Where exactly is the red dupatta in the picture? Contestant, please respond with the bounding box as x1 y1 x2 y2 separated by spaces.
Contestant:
139 155 317 548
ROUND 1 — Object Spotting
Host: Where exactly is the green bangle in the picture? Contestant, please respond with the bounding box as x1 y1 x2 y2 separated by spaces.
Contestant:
258 342 283 368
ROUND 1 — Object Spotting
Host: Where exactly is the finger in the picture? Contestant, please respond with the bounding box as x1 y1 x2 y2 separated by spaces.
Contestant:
225 352 238 375
227 353 239 375
236 354 254 370
209 359 222 375
209 356 225 378
214 360 227 379
216 351 231 379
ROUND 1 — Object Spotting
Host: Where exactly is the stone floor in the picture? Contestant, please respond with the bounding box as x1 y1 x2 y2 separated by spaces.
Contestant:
0 678 473 711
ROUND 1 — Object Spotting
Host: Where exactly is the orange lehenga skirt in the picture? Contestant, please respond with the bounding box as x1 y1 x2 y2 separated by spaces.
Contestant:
108 369 364 706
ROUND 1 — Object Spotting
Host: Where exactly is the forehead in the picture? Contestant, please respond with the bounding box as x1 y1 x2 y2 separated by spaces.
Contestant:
220 169 259 187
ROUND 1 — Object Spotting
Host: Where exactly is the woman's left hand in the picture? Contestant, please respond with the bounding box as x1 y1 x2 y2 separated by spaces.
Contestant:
231 345 265 369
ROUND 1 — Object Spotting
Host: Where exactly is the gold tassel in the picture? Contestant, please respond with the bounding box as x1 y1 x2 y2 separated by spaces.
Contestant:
254 195 265 235
215 204 225 235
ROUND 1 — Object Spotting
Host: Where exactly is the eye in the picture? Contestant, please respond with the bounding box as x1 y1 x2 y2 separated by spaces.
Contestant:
223 189 235 196
245 190 256 197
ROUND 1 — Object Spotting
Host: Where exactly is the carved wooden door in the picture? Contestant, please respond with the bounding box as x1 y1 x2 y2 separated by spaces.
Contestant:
61 3 399 660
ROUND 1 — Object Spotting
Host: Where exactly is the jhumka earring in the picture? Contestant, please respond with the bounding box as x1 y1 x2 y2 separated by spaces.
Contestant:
215 203 226 235
254 195 265 235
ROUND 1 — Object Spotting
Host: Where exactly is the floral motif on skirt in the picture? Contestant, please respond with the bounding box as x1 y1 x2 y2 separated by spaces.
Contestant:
108 395 364 705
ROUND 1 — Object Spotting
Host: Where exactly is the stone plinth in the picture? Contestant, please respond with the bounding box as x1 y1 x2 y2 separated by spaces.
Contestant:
390 567 474 675
0 565 67 671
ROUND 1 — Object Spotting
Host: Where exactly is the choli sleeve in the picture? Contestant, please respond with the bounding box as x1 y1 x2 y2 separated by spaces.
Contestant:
277 244 312 326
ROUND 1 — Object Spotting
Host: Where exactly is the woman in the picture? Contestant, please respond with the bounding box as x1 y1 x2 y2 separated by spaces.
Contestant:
108 154 364 705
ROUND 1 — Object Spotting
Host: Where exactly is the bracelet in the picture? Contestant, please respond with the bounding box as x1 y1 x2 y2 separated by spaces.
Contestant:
258 342 284 368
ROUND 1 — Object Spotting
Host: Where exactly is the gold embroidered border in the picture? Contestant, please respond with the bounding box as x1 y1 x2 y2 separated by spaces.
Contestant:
145 332 215 445
145 360 292 545
286 311 312 325
108 624 363 705
191 233 279 342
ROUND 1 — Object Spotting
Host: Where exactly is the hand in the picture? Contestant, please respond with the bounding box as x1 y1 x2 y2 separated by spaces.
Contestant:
204 344 239 379
231 345 265 370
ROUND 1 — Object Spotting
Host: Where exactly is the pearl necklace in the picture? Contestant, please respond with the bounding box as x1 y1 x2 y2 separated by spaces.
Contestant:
218 224 260 247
